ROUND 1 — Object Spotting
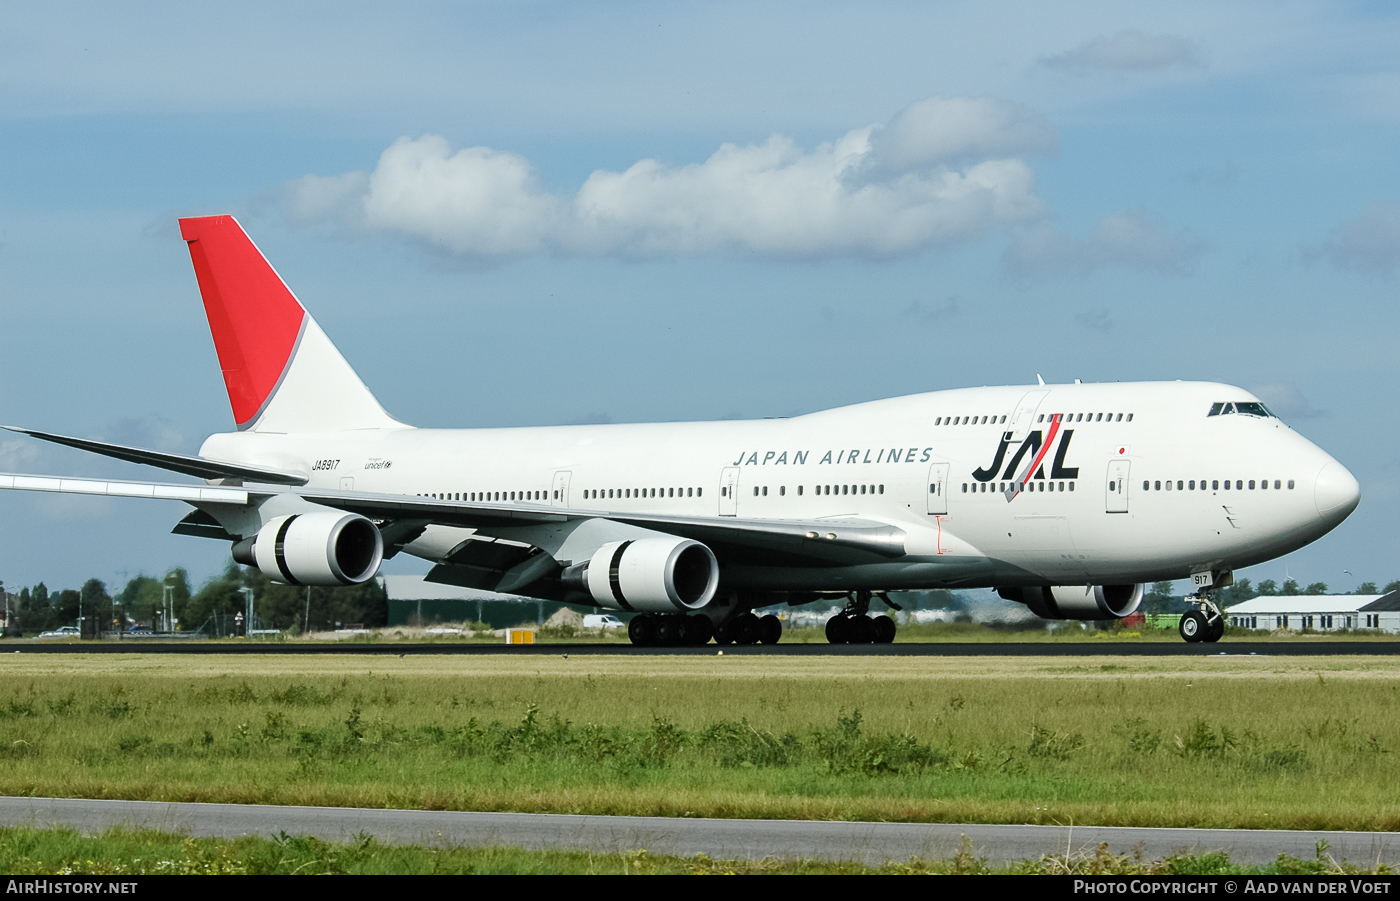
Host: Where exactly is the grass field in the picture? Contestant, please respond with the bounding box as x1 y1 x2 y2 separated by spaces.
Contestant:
0 653 1397 831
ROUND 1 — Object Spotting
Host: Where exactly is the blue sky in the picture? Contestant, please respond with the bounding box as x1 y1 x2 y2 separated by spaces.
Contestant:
2 1 1398 594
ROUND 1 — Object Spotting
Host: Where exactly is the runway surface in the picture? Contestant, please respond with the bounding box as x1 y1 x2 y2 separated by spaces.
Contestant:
6 640 1399 656
0 797 1393 867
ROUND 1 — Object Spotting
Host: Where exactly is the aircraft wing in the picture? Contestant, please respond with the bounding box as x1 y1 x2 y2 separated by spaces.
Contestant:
0 468 905 568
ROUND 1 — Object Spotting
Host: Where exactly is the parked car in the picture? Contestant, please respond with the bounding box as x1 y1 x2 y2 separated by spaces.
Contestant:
37 626 80 639
582 614 625 630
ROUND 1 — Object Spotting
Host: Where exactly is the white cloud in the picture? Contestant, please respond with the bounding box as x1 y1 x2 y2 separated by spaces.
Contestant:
1005 211 1204 277
1040 29 1203 74
861 97 1057 174
1315 201 1400 274
279 97 1053 261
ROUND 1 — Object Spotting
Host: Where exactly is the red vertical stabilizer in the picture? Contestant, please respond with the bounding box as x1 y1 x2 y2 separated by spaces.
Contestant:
179 216 307 429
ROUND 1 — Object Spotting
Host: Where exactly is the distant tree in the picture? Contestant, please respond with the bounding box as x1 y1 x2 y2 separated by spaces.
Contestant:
1219 578 1257 606
1385 580 1400 596
1356 582 1379 595
164 568 192 625
15 583 55 632
80 579 110 637
1280 578 1301 596
53 589 80 631
1142 581 1178 614
1257 579 1279 596
1303 582 1329 596
117 569 193 630
185 563 254 630
116 575 163 627
186 564 387 634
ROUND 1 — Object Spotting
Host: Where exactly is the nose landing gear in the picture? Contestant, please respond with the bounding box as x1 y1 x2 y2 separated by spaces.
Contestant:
1179 593 1225 643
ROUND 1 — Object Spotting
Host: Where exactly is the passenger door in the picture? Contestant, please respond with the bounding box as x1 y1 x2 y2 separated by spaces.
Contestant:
926 462 949 515
1007 390 1049 442
552 471 571 507
718 467 739 516
1106 460 1129 513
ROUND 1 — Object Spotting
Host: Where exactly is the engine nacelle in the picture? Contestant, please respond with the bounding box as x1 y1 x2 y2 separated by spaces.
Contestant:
574 537 720 612
997 584 1144 621
233 511 383 586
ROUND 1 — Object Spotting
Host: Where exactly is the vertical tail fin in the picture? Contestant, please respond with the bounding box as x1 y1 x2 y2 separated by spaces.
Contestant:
179 216 406 433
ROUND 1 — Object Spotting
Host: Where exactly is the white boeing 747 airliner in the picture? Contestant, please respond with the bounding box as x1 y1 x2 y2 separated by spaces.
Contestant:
0 217 1361 645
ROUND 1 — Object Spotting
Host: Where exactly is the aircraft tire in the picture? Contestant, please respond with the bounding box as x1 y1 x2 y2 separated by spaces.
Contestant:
849 615 877 644
734 612 761 645
825 614 850 644
1204 616 1225 643
629 614 656 647
713 620 735 645
1179 611 1207 643
655 615 679 646
873 616 896 644
758 614 782 645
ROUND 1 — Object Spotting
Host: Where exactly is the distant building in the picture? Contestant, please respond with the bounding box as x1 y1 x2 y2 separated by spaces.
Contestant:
383 575 594 628
1224 593 1400 633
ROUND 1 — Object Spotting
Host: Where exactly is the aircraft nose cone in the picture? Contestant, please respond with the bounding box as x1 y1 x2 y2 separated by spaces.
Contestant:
1315 461 1361 526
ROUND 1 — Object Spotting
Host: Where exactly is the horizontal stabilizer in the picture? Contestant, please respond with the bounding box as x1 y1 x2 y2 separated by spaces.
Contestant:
4 427 308 485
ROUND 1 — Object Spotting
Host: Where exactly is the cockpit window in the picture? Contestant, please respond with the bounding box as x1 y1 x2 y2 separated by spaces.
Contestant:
1208 401 1274 418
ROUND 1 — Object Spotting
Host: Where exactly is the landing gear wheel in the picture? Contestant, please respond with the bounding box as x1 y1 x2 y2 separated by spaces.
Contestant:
628 614 656 647
1204 615 1225 643
713 620 735 645
873 615 896 644
1179 610 1207 643
825 614 850 644
734 612 761 645
758 614 782 645
688 614 714 646
848 615 876 644
654 615 678 646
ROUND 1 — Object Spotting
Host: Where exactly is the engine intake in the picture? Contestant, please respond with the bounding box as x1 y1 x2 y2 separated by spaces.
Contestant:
568 537 720 612
232 511 383 586
997 584 1144 620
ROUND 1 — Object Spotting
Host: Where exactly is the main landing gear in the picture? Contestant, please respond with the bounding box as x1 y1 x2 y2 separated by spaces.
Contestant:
825 590 898 644
627 611 782 647
1179 593 1226 644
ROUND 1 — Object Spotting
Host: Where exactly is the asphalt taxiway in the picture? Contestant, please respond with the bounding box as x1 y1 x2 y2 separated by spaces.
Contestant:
6 640 1398 656
0 797 1392 867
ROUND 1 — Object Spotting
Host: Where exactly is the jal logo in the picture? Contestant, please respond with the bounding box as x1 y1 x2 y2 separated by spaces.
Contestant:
972 414 1079 484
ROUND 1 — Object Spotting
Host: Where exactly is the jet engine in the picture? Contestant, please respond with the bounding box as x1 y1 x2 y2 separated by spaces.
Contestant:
232 511 383 586
565 537 720 612
997 584 1144 621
